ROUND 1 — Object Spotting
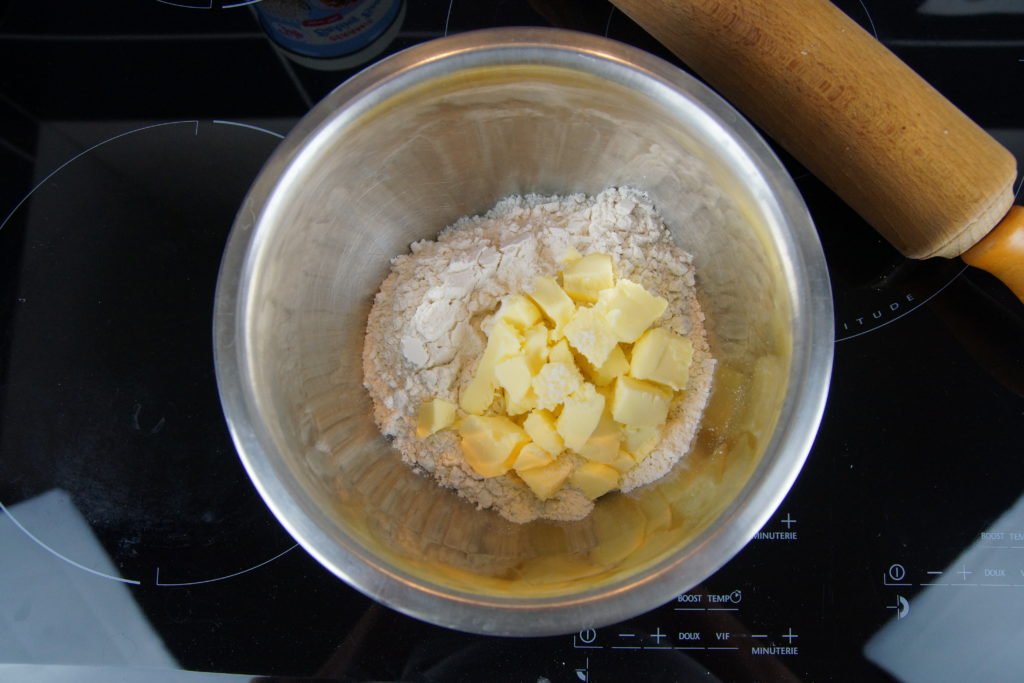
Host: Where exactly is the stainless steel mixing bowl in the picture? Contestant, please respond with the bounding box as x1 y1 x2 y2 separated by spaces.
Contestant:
214 27 833 636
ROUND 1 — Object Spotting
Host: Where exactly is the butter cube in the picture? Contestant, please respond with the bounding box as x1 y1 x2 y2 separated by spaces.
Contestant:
517 457 574 500
556 382 606 452
529 276 575 332
459 373 497 415
459 319 523 414
416 398 457 439
494 355 533 402
608 450 638 474
532 361 583 411
561 253 615 303
512 442 554 471
595 279 669 343
504 388 538 416
611 375 672 428
547 338 575 365
458 414 530 478
523 409 564 456
496 294 542 330
570 462 621 500
563 305 619 368
630 327 693 390
622 425 661 461
578 340 630 387
576 411 622 463
483 318 525 361
594 382 615 404
522 324 549 374
559 245 583 264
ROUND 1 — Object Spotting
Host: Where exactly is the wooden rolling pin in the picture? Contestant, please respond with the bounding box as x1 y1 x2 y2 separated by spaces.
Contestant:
610 0 1024 302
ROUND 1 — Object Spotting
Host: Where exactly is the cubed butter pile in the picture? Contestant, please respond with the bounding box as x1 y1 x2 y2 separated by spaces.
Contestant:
415 252 694 503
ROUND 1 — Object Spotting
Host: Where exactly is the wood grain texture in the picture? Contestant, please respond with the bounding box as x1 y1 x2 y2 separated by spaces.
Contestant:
611 0 1017 258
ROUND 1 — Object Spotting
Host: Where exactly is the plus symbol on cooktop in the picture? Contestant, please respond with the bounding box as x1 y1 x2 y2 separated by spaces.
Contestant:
957 566 973 581
781 513 797 529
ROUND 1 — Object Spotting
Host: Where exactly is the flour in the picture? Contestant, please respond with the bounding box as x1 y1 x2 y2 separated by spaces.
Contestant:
362 187 715 523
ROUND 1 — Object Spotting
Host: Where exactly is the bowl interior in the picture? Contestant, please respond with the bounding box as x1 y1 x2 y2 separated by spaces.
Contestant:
222 32 829 635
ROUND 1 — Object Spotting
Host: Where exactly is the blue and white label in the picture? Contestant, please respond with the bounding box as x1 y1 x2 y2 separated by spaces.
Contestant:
256 0 402 59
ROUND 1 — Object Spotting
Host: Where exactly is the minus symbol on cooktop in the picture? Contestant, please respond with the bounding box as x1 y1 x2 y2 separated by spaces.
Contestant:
674 607 705 611
751 634 768 638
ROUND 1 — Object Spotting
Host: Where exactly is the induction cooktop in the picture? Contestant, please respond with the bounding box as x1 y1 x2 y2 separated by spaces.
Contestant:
1 2 1022 681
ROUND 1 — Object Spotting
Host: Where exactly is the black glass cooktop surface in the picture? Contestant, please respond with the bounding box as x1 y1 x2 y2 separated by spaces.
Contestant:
1 2 1022 681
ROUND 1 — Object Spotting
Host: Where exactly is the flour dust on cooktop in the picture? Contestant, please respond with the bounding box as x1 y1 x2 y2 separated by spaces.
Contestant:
0 118 299 587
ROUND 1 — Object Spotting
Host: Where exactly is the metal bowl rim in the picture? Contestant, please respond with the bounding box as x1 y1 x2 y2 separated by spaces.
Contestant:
213 27 834 636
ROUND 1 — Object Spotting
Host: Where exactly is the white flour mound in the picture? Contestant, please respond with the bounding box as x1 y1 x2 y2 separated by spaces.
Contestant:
362 187 714 523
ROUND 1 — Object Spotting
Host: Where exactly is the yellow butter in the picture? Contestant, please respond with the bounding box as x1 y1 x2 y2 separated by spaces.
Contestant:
561 253 615 303
611 375 672 428
559 245 583 264
517 457 574 500
608 449 637 474
621 425 661 461
488 318 525 354
459 372 496 415
522 323 549 374
528 276 575 332
563 305 619 368
594 279 668 343
458 414 530 478
459 319 522 414
504 388 538 416
580 343 630 387
439 250 684 506
496 294 542 330
589 344 626 387
547 338 575 366
532 361 583 411
556 382 606 452
570 462 621 500
494 354 533 402
630 327 693 390
577 411 614 458
512 442 554 471
523 409 564 456
415 398 457 439
594 382 615 405
575 411 622 463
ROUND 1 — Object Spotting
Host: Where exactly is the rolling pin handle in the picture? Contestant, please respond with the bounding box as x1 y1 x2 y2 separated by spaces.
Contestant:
962 206 1024 303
